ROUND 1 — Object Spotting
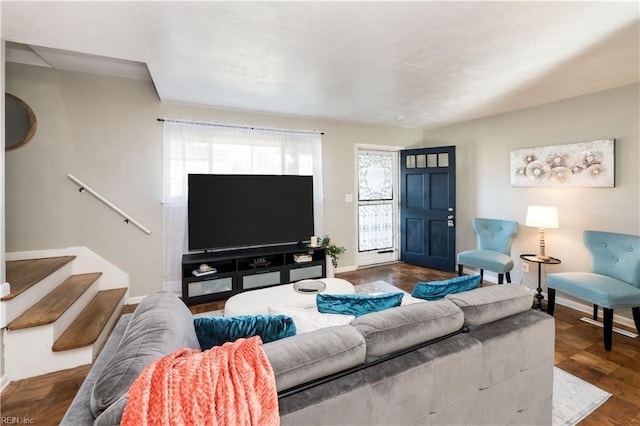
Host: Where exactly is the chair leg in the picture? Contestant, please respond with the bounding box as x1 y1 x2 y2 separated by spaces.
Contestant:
498 273 504 284
479 269 484 284
632 307 640 335
547 288 556 316
458 264 464 276
603 308 614 351
505 272 511 283
593 304 599 321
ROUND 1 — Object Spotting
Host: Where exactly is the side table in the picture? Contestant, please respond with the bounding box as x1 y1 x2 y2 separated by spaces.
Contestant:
520 254 561 311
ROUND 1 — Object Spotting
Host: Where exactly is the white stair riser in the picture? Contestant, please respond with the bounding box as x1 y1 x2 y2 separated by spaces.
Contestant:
6 247 129 293
52 282 100 341
5 294 125 381
6 327 85 380
3 247 130 382
2 264 73 328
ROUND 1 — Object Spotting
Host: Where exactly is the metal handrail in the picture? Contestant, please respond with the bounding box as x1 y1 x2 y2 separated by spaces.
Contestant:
67 173 151 235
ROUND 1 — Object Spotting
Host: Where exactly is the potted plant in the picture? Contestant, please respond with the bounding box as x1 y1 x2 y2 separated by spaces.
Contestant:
322 235 346 277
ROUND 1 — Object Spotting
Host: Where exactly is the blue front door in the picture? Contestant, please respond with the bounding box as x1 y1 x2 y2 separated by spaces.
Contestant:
400 146 456 271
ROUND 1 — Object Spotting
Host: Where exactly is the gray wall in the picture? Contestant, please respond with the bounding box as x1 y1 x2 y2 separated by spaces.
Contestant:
424 83 640 296
4 62 423 298
6 62 639 302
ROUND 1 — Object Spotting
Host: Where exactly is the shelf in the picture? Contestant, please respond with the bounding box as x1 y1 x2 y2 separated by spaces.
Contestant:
181 244 326 305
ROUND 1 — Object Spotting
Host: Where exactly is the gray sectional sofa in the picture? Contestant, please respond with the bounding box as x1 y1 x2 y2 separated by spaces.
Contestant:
62 284 554 425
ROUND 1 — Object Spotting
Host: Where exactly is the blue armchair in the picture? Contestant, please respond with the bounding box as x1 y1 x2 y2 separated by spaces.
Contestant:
547 230 640 351
457 218 519 284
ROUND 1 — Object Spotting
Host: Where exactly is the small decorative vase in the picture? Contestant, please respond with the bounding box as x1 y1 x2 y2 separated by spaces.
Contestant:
325 255 335 278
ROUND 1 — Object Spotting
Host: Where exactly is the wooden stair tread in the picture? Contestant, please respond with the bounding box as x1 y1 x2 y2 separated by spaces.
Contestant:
3 256 76 301
52 288 127 352
7 273 103 330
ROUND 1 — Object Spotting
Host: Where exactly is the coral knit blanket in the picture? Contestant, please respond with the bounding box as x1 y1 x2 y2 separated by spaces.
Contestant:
121 336 280 426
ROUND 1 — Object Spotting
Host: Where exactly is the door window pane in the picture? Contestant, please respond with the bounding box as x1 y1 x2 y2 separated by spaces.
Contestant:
416 154 427 168
438 153 449 167
406 155 416 168
427 154 438 167
359 204 393 251
359 152 393 201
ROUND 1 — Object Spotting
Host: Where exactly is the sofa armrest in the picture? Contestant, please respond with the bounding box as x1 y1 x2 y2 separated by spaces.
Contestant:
59 314 132 426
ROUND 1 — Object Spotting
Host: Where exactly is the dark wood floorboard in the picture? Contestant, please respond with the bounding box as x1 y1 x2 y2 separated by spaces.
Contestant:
2 262 639 424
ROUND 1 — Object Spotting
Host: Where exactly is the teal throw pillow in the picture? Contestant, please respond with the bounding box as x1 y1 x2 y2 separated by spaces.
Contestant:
412 274 481 301
194 314 296 350
316 292 404 317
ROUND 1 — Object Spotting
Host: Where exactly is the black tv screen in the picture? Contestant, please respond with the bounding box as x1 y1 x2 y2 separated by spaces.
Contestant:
187 174 315 251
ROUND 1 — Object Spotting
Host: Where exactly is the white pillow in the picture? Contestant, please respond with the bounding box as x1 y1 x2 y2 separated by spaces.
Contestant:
268 305 355 334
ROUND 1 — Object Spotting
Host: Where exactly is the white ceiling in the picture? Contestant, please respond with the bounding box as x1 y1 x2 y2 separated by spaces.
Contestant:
2 1 639 129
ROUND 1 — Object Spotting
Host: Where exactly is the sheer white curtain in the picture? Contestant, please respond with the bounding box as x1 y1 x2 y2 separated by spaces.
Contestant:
162 121 323 291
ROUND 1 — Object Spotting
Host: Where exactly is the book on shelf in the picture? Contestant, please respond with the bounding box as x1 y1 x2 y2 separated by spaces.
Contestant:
192 268 217 277
293 253 313 263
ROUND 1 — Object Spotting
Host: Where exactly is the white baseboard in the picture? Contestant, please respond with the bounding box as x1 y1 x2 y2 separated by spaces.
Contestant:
335 264 357 274
460 267 515 286
555 296 637 330
579 317 638 338
0 373 9 393
126 295 147 305
128 291 180 306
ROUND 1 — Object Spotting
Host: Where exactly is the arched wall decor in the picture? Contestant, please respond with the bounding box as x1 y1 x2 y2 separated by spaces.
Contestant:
5 92 37 151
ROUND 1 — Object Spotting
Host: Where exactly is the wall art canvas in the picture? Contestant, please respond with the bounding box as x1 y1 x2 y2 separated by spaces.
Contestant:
510 139 615 187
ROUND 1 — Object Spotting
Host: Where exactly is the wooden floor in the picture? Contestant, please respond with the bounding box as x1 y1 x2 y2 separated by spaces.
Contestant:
2 262 640 425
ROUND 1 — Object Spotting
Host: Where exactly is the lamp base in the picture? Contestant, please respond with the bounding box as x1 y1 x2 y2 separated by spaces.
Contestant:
537 229 549 261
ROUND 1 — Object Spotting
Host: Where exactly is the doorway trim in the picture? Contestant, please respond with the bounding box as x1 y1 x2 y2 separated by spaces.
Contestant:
354 144 401 267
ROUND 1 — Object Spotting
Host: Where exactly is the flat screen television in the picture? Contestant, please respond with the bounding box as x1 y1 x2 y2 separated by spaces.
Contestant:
187 174 315 252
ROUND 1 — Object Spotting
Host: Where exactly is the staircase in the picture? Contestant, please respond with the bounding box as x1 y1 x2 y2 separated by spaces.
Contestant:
1 248 129 382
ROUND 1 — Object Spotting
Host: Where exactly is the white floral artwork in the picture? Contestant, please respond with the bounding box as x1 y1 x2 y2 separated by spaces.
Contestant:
510 139 615 187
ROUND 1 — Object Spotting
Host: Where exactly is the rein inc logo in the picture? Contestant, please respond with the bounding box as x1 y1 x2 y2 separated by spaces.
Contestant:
1 418 34 424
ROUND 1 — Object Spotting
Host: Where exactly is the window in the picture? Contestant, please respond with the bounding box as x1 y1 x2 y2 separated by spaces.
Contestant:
162 121 323 291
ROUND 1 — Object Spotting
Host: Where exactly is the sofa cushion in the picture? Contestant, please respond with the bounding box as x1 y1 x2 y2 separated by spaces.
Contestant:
445 285 532 326
90 292 200 418
268 305 355 334
93 393 127 426
352 300 464 362
316 292 404 317
263 325 366 392
412 275 481 301
547 272 640 308
457 249 515 273
194 314 296 349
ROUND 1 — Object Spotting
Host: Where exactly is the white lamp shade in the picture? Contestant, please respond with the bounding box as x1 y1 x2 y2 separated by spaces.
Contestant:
525 206 559 229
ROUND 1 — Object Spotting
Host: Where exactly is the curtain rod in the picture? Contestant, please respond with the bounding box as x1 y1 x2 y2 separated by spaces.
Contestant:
157 118 324 136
